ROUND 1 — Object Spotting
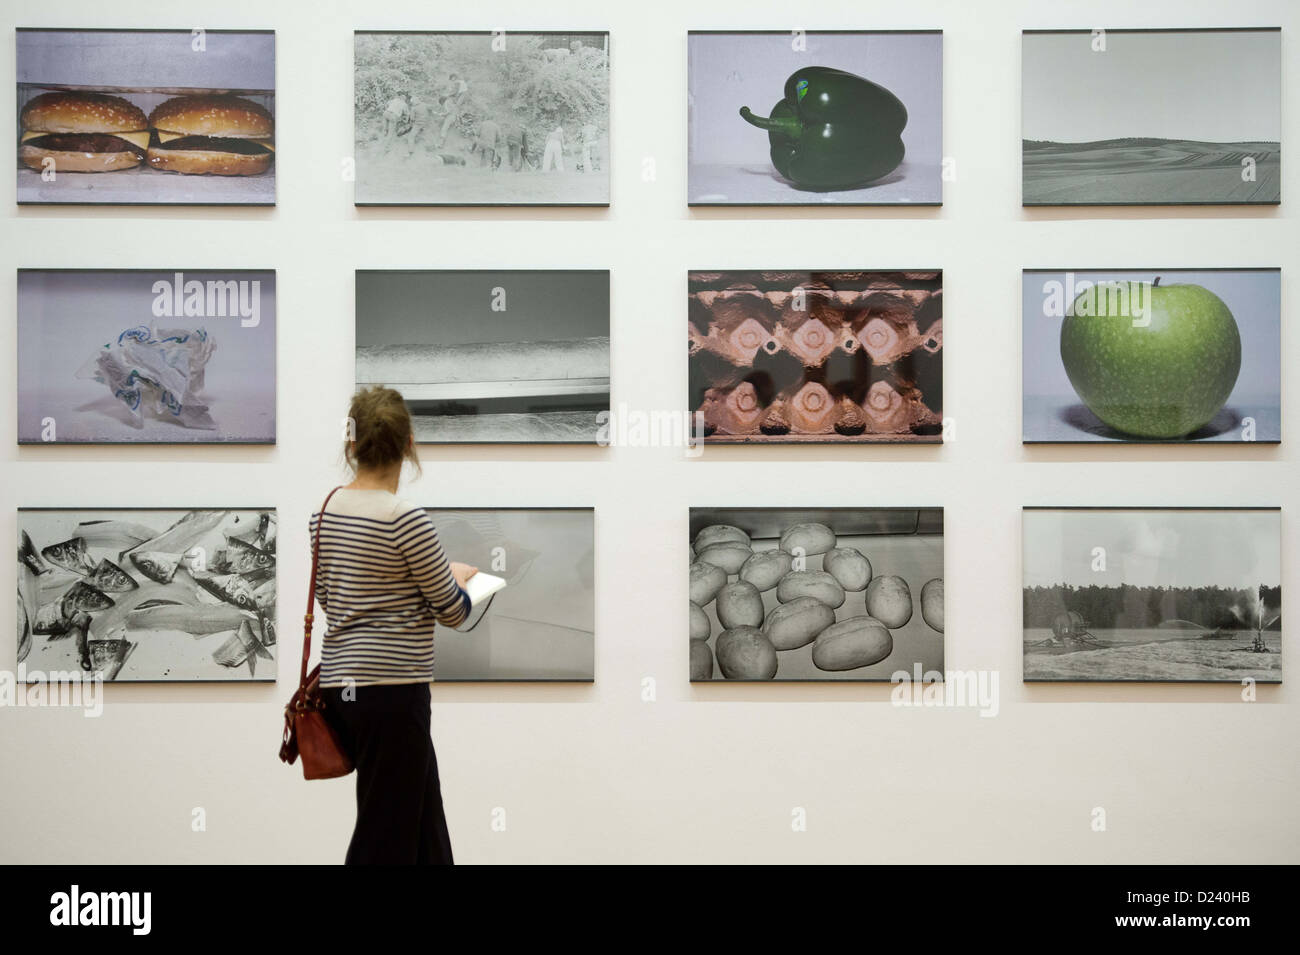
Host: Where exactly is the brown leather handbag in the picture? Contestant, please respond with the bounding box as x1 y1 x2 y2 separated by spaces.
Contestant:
279 487 354 780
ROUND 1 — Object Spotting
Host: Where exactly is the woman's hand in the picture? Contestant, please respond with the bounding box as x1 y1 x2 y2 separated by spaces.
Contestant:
450 562 479 589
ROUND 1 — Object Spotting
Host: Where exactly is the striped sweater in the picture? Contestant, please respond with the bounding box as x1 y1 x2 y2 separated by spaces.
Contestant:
310 489 470 687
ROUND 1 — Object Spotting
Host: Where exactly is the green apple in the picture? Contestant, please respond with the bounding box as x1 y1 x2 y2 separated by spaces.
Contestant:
1059 280 1241 438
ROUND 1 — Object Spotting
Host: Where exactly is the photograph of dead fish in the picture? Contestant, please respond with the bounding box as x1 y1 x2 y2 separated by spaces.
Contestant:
17 508 277 682
427 508 594 681
17 270 276 444
16 29 275 205
689 507 943 681
1023 508 1281 683
356 270 610 443
1022 28 1281 205
689 271 942 443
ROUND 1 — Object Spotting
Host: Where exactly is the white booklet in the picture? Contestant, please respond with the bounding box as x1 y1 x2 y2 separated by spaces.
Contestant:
454 572 507 632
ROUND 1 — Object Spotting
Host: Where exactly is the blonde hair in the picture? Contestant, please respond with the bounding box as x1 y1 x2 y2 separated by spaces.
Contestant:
345 386 422 477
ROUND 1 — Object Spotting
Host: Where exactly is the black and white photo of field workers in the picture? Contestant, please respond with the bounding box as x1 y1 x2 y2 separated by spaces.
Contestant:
689 508 943 682
18 508 277 682
1023 508 1280 684
354 31 609 205
356 270 610 444
1022 28 1281 205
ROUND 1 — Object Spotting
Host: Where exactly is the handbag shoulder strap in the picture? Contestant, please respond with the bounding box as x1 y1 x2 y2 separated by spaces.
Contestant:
301 486 344 688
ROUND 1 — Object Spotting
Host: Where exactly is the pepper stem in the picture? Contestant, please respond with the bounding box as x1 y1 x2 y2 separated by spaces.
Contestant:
739 107 801 139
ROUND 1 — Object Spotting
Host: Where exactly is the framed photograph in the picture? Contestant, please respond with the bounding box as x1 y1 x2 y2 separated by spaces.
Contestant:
18 270 276 445
18 508 278 682
16 29 275 205
690 271 942 443
427 508 594 681
689 507 943 682
1022 268 1280 443
353 31 610 205
355 270 610 444
1023 508 1281 684
1022 28 1281 205
687 30 942 205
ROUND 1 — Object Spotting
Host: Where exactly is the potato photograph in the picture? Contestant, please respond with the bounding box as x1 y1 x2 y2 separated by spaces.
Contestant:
689 507 943 681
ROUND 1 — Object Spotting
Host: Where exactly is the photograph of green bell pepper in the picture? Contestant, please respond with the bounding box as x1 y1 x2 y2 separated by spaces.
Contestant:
740 66 908 192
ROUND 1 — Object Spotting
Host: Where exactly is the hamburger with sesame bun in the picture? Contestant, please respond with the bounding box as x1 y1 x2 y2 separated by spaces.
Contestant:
18 91 150 172
146 94 274 176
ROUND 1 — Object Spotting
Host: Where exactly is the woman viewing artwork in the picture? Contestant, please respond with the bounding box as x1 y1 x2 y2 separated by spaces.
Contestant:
314 386 478 864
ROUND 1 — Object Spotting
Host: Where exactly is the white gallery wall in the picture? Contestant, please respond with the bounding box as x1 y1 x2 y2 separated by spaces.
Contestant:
2 0 1298 864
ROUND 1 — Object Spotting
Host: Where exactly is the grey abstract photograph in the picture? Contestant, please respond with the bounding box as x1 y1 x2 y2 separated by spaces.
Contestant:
1022 269 1280 443
428 509 594 681
356 270 609 444
17 29 275 205
689 508 943 682
18 508 277 682
688 31 942 205
354 31 609 205
1022 29 1281 205
18 270 277 444
1023 508 1281 683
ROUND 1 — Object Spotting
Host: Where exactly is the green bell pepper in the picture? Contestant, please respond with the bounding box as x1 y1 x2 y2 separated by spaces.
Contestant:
739 66 908 192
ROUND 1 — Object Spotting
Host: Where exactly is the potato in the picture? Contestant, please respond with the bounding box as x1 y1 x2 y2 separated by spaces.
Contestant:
824 547 872 592
763 596 835 651
739 549 793 591
689 639 715 680
811 616 893 671
776 570 845 609
779 522 836 557
694 524 751 552
866 575 913 628
697 541 753 574
716 580 764 629
689 601 711 641
689 561 726 606
920 578 944 633
715 626 778 680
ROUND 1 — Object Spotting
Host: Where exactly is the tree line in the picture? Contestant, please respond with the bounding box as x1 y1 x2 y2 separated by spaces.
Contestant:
1023 584 1282 630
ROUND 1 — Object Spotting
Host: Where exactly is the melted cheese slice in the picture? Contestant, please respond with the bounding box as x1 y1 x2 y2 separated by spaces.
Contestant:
21 128 151 150
155 129 274 151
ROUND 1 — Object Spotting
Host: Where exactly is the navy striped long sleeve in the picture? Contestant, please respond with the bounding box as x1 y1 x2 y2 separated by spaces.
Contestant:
309 489 469 687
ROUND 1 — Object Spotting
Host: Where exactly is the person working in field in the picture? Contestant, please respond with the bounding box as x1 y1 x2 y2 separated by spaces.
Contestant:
542 123 565 173
437 73 469 146
406 95 432 156
580 122 600 173
380 94 409 152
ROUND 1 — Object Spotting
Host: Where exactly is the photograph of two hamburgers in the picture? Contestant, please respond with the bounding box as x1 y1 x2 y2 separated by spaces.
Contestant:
17 28 274 204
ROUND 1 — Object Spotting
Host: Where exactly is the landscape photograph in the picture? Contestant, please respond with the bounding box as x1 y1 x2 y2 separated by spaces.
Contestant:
1023 508 1281 683
1022 28 1281 205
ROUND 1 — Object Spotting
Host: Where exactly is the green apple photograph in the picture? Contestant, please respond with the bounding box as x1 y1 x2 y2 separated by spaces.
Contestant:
1022 269 1280 444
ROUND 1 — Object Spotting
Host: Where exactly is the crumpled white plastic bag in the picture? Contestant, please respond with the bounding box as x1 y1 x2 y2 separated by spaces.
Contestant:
76 325 217 430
